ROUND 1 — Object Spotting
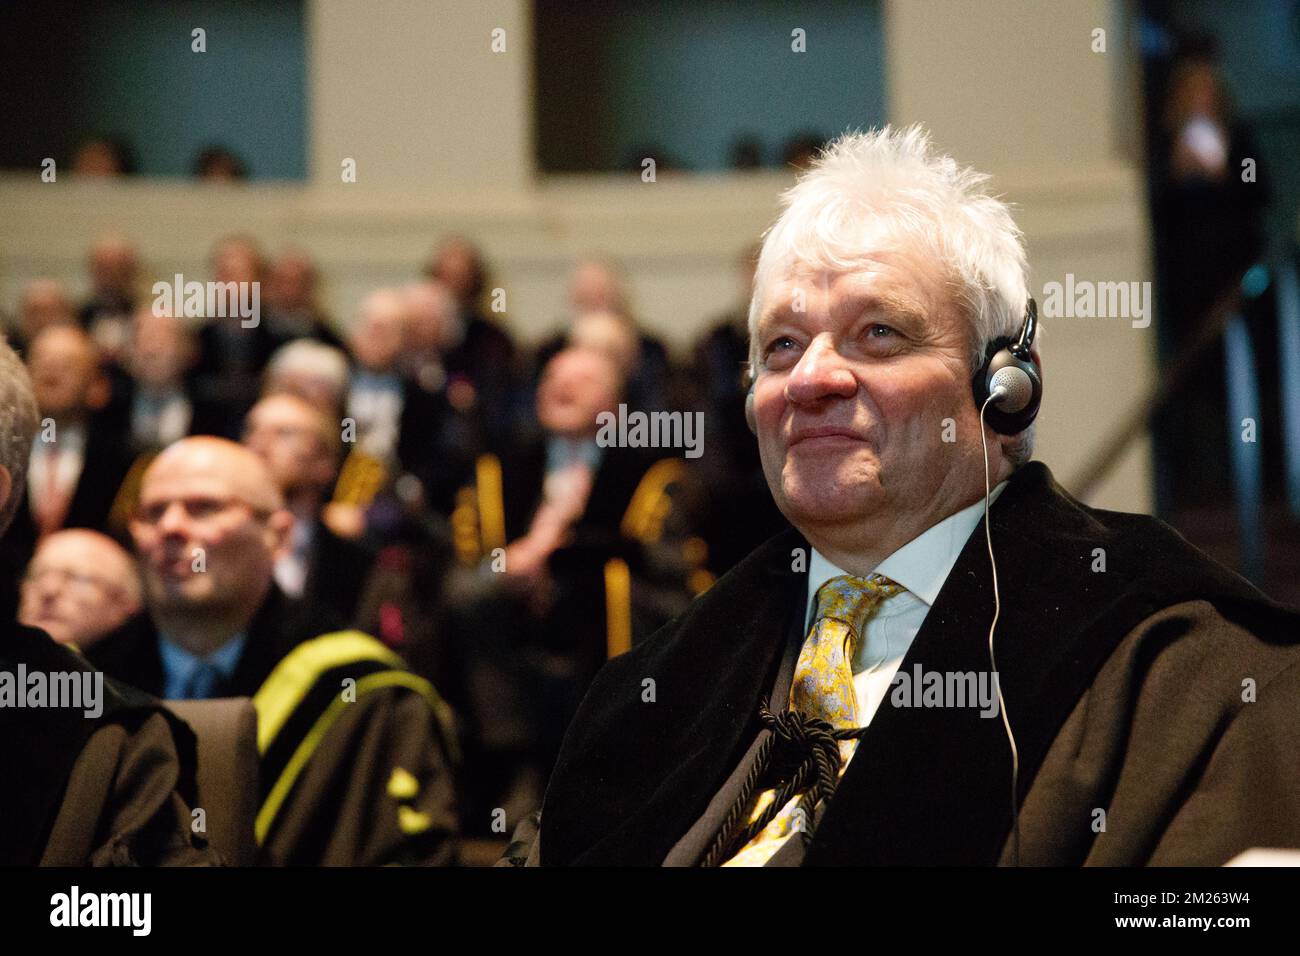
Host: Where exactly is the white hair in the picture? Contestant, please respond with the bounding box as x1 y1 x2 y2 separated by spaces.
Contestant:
0 336 40 534
265 339 349 396
747 125 1038 466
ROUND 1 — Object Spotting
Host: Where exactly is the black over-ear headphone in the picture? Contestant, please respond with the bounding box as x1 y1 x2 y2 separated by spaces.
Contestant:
971 297 1042 435
745 296 1041 437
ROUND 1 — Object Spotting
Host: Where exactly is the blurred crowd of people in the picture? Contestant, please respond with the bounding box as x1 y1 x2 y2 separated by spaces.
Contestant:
1 232 789 862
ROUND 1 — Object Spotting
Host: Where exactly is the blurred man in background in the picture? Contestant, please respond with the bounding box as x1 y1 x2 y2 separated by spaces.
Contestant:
80 234 139 362
263 249 342 348
11 279 76 352
426 235 520 450
4 325 132 566
533 256 673 414
244 392 375 627
345 288 477 518
192 235 285 420
111 307 236 450
20 529 142 652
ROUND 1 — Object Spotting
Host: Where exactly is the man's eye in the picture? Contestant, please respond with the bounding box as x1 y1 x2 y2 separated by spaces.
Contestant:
764 336 797 357
187 499 224 519
868 324 895 337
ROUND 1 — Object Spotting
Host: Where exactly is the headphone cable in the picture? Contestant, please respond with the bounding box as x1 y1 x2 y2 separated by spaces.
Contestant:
981 392 1021 867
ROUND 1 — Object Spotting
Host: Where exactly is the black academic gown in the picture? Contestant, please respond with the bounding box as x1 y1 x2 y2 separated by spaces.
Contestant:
89 588 458 866
1 570 213 866
534 461 1300 866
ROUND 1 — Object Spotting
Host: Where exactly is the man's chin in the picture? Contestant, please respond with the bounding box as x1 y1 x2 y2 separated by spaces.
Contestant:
777 485 882 530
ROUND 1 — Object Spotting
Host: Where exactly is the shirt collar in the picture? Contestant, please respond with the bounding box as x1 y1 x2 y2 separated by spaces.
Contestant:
807 480 1009 613
158 631 247 687
546 435 603 473
31 423 86 456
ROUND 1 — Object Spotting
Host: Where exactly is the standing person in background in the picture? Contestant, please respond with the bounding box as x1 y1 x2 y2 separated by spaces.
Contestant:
426 235 521 451
533 256 674 415
263 249 343 349
1149 49 1271 518
192 236 286 422
79 234 140 365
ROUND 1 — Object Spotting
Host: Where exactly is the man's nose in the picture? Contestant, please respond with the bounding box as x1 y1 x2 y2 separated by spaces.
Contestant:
35 574 61 601
155 501 190 536
784 335 857 405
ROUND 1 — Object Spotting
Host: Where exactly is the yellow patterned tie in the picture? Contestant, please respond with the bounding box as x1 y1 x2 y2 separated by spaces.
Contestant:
722 573 904 867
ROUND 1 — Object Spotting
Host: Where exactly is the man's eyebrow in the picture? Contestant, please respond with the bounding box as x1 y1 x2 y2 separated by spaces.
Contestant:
757 292 927 336
839 292 928 324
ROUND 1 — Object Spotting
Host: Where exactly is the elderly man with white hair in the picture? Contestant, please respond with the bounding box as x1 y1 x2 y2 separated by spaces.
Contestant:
514 126 1300 867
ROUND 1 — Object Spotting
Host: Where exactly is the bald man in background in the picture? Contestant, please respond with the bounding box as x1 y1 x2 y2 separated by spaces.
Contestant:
20 529 142 652
89 436 458 865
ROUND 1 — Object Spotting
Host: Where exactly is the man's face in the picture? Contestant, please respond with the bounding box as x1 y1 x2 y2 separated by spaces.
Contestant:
406 284 453 352
130 444 288 619
752 244 988 537
20 282 73 337
244 397 336 497
267 257 313 311
536 350 621 438
432 243 478 302
20 533 141 650
569 262 622 314
130 313 191 388
90 243 136 298
28 329 99 417
349 295 408 372
212 242 261 286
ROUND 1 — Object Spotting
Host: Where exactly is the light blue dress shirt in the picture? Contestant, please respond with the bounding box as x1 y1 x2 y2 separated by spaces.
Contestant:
158 632 248 700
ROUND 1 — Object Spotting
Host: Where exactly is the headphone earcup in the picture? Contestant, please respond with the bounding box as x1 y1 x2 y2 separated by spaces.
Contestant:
973 349 1042 435
744 386 757 435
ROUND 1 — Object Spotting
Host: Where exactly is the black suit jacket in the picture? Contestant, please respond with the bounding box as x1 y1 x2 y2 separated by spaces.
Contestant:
102 377 245 448
537 461 1300 865
88 586 344 700
395 378 479 516
301 520 376 628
